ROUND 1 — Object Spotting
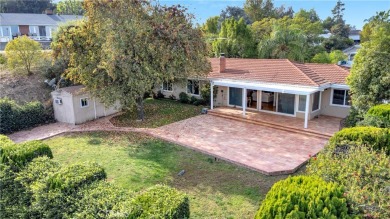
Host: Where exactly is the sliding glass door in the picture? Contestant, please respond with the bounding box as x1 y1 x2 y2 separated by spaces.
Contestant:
229 87 242 106
277 93 295 115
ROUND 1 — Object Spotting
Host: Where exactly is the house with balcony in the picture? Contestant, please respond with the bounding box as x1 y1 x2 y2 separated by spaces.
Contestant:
0 12 83 49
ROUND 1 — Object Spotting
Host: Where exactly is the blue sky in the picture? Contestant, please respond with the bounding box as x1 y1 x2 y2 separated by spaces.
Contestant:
159 0 390 29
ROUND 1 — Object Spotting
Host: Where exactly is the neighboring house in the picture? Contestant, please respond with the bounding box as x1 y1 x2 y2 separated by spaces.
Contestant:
319 29 361 44
338 44 361 68
0 11 83 49
51 85 120 125
162 55 351 129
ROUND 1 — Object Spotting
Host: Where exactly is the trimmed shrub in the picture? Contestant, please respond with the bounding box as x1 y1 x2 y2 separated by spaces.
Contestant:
32 162 107 218
190 96 198 104
0 53 6 64
255 176 350 219
358 104 390 128
73 182 131 218
0 140 53 169
307 145 390 218
153 91 165 99
367 104 390 120
179 92 189 103
116 185 190 219
329 127 390 154
0 98 53 134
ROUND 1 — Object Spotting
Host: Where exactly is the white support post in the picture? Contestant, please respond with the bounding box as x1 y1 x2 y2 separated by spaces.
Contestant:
210 81 214 109
242 88 247 116
304 94 310 129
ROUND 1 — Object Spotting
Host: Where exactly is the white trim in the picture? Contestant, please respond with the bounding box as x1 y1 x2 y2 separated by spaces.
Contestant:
161 82 173 92
210 82 214 109
311 91 321 112
331 84 350 90
80 97 89 108
297 94 307 113
212 79 320 95
330 88 351 108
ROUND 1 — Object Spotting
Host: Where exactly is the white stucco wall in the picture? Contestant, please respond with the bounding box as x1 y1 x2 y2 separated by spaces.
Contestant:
51 91 75 124
159 79 207 100
320 88 350 118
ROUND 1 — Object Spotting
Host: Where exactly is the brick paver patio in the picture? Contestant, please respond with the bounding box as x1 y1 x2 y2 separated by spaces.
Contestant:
150 114 329 175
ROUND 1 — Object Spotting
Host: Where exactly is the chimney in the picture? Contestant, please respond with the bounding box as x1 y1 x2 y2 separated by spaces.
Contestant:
219 53 226 73
45 9 53 15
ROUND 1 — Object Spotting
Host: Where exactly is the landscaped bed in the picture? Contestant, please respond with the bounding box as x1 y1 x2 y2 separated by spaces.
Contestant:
110 98 204 128
45 131 300 218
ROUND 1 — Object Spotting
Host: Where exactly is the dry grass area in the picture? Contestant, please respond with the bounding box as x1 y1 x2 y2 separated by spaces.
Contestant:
0 70 52 104
46 132 303 218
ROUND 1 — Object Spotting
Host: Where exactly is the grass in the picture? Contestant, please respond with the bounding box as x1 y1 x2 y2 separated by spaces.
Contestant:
45 132 299 219
111 98 204 128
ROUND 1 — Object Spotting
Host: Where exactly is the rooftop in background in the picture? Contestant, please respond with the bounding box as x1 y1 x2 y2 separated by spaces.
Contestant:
0 13 83 26
208 58 350 87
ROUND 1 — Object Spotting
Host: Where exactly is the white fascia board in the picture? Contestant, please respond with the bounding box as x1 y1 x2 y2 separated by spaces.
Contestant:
211 79 321 95
331 84 350 90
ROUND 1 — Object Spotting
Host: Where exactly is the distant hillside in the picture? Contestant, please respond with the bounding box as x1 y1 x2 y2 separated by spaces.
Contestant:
0 70 53 104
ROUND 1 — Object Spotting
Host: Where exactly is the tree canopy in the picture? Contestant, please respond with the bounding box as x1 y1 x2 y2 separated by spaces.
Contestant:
0 0 53 13
56 0 84 15
53 0 210 120
347 20 390 111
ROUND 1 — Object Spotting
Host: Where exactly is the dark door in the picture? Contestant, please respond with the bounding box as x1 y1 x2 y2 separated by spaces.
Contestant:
19 25 29 35
38 26 46 37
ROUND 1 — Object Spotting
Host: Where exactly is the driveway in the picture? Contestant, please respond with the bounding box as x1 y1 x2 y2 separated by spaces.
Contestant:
149 114 328 175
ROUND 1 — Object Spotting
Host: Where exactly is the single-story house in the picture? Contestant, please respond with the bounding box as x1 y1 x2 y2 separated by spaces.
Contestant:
51 85 120 125
0 11 83 49
161 55 351 129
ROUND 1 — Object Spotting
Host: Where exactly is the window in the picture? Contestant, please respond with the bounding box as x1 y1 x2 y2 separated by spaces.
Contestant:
312 92 320 111
298 95 306 112
80 98 89 108
162 81 173 91
332 89 350 106
187 80 199 95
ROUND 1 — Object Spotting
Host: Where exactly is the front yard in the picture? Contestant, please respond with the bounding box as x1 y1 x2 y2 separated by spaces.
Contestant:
111 98 204 128
45 132 297 218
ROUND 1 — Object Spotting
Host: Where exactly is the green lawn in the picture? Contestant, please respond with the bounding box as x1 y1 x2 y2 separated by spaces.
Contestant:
45 132 297 218
111 98 204 128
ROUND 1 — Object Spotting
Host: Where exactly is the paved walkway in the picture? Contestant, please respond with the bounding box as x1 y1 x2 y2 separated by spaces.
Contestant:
7 114 331 175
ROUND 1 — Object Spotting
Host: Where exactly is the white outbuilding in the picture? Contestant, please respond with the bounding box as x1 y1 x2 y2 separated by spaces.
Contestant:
51 85 120 124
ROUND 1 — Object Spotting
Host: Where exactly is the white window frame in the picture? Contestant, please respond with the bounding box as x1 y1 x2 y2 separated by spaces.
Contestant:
80 97 89 108
312 91 321 112
187 79 200 96
162 81 173 92
330 88 351 107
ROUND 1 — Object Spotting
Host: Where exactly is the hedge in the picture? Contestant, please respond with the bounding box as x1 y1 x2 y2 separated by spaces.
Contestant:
0 98 53 134
117 184 190 219
255 176 350 219
33 162 107 218
307 145 390 218
179 92 189 103
367 104 390 120
329 127 390 154
0 135 13 146
0 139 53 169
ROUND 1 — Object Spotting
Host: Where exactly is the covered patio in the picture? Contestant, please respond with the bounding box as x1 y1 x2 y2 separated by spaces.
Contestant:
208 107 341 138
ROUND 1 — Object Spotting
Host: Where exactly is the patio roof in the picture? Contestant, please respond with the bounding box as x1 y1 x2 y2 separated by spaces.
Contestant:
212 79 323 95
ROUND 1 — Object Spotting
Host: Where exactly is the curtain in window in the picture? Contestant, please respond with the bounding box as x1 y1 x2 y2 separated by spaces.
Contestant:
332 90 345 105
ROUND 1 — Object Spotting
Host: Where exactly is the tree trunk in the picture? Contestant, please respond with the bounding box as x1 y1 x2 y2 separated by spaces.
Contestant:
136 97 145 121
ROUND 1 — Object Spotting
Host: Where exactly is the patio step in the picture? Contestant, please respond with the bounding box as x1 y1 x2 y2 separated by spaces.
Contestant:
208 111 332 140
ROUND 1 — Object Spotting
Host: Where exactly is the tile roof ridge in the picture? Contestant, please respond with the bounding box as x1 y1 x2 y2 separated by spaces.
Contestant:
288 60 320 86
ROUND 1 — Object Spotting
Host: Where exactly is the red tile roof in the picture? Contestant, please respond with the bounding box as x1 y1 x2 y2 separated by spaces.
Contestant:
208 58 350 87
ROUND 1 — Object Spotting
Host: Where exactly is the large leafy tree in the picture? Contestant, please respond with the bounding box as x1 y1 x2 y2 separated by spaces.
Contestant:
243 0 293 22
258 26 306 61
202 16 219 35
53 0 210 120
347 22 390 111
56 0 84 15
0 0 53 13
361 10 390 42
213 18 256 58
219 6 251 26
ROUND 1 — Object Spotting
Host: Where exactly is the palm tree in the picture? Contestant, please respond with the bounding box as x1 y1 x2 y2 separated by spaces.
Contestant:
258 26 307 62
